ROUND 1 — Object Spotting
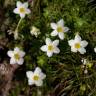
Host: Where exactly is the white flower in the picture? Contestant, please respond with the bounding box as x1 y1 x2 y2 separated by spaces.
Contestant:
94 47 96 53
84 69 88 74
13 1 31 18
7 47 25 65
81 59 87 65
50 19 69 40
26 67 46 86
68 34 88 54
40 38 60 57
30 26 40 37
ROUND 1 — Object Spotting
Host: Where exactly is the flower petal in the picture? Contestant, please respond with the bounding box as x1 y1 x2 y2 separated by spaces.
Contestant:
26 9 31 14
7 51 14 57
51 30 58 36
13 8 19 14
14 47 20 52
28 79 34 85
34 67 42 75
57 19 64 26
81 40 88 47
50 23 57 29
35 80 43 86
53 47 60 53
10 58 16 64
26 71 33 79
53 40 59 46
75 34 81 42
40 73 46 80
64 27 69 32
17 58 24 65
40 45 47 52
71 47 77 53
23 2 28 8
47 52 53 57
17 1 22 7
46 38 52 45
78 47 86 54
20 13 25 18
68 40 75 46
58 33 64 40
19 51 25 57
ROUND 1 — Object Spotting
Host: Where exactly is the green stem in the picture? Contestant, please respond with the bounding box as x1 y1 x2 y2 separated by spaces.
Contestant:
14 18 22 40
37 87 42 96
72 63 80 83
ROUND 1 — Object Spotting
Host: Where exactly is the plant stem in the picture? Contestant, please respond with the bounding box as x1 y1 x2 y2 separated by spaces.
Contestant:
14 18 22 40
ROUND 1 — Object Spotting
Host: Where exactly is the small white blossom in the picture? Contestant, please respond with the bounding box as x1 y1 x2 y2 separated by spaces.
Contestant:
13 1 31 18
81 59 87 65
50 19 69 40
40 38 60 57
30 26 40 37
94 47 96 53
7 47 25 65
26 67 46 86
68 34 88 54
84 69 88 74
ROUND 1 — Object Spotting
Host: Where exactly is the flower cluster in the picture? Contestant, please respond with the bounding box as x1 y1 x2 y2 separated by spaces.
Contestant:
40 19 69 57
6 1 96 88
81 59 93 74
30 26 40 37
7 47 46 86
40 19 89 57
6 1 46 87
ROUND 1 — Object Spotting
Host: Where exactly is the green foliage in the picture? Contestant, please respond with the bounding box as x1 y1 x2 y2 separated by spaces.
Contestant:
0 0 96 95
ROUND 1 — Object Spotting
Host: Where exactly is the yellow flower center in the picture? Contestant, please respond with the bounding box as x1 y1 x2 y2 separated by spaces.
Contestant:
14 53 20 60
57 26 63 32
19 7 25 13
48 45 54 51
33 75 39 81
75 43 81 49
